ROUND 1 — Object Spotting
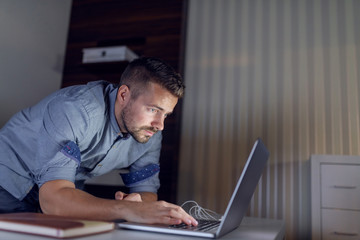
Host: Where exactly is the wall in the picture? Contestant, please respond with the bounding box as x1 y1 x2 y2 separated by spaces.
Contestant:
0 0 72 127
178 0 360 240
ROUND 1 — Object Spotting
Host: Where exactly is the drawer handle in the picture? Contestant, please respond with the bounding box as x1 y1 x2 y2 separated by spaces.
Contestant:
333 185 357 189
334 231 358 236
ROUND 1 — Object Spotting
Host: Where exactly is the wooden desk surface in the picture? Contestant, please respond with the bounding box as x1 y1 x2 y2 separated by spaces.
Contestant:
0 217 285 240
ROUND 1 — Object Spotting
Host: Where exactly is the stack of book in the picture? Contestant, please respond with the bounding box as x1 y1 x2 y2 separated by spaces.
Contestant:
0 212 115 238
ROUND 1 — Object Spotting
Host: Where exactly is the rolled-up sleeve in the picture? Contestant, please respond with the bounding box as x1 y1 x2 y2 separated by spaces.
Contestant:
128 172 160 193
35 152 78 188
33 97 88 187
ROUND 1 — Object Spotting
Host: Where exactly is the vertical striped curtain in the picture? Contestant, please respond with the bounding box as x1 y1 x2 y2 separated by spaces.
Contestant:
177 0 360 239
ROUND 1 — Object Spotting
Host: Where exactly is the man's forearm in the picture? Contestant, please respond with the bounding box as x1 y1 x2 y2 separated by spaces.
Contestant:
39 179 198 226
40 180 128 220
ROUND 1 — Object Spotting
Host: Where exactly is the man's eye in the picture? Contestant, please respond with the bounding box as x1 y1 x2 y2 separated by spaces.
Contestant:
150 108 157 113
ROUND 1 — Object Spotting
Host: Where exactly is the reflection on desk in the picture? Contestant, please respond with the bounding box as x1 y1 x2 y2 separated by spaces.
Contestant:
0 217 285 240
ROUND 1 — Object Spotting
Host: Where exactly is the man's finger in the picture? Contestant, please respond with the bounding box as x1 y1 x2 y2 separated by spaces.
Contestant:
157 203 198 226
115 191 127 200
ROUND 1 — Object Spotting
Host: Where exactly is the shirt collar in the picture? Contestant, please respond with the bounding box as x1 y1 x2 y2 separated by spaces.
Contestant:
109 85 131 140
109 86 121 134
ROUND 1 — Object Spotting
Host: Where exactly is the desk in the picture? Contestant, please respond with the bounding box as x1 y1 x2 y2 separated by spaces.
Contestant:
0 217 285 240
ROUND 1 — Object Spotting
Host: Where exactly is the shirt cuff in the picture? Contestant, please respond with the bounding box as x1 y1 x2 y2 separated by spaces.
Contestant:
35 152 78 188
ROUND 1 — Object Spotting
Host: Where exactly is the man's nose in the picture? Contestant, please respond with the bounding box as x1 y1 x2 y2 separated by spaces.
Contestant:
152 115 165 131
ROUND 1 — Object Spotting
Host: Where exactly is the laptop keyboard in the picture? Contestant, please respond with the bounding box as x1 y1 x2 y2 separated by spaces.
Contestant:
169 220 220 232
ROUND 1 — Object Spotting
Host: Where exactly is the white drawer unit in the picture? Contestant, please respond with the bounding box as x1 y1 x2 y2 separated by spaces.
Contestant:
311 155 360 240
322 209 360 240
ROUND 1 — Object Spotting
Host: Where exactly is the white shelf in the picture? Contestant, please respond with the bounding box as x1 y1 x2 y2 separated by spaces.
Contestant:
82 46 138 64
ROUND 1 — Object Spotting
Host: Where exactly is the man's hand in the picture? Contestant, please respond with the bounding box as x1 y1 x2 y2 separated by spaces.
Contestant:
114 192 197 225
123 200 198 226
115 191 142 202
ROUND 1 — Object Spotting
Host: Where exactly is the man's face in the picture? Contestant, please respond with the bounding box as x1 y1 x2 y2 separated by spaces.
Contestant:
118 82 178 143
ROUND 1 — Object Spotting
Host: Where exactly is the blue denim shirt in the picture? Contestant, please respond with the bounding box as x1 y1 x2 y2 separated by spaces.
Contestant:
0 81 161 200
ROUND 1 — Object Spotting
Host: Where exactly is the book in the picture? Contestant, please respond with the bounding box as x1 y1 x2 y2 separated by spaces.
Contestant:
0 212 115 238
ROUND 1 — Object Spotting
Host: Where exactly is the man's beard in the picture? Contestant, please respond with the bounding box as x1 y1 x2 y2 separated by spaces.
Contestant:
121 104 158 143
127 126 158 143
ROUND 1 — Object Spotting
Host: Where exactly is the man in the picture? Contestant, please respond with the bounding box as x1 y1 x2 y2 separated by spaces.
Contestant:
0 57 198 226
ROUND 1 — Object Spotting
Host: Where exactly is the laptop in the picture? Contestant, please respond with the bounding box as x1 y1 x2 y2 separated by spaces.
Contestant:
117 138 269 238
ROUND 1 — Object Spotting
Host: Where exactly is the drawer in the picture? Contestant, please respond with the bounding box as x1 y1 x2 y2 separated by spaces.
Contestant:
321 164 360 210
322 209 360 240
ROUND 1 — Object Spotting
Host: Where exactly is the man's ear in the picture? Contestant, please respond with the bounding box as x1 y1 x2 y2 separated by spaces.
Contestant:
117 85 130 104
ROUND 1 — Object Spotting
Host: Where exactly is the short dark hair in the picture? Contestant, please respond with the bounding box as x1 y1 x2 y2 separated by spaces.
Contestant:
119 57 185 99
